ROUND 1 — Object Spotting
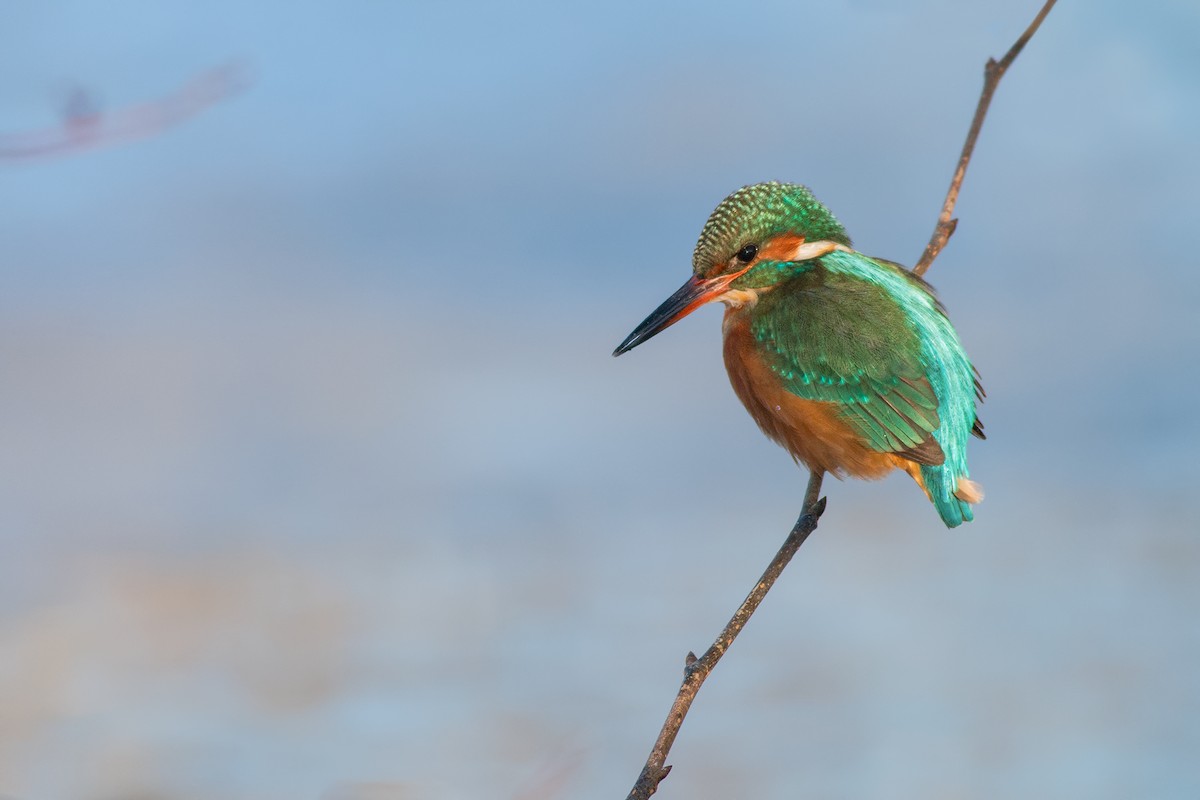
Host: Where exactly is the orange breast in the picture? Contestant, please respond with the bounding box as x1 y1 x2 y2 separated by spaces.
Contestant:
722 309 915 482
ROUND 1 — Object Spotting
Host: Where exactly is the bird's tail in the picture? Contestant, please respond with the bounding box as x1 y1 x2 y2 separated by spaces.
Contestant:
919 464 983 528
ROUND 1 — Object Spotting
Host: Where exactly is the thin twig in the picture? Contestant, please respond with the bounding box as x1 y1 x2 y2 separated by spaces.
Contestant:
624 4 1055 797
913 0 1058 276
626 471 826 800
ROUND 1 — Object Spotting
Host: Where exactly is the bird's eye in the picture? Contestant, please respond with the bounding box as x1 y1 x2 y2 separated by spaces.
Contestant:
735 244 758 263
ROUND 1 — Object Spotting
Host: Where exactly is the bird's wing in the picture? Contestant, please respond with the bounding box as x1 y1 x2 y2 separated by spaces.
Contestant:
749 265 945 465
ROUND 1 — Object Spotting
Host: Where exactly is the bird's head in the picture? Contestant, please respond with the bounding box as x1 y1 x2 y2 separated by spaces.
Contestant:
613 182 850 356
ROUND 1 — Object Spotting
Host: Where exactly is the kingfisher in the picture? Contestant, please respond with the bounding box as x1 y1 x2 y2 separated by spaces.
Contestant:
613 182 985 527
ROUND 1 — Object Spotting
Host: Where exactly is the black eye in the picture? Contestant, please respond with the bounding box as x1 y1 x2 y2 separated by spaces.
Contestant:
735 243 758 263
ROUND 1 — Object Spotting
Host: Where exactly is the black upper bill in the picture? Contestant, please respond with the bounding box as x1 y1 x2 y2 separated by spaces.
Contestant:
612 275 707 357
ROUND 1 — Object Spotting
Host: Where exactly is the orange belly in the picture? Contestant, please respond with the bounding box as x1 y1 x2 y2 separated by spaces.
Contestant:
722 309 921 485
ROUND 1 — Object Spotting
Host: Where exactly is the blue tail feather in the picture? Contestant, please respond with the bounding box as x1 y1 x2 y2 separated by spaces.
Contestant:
921 463 974 528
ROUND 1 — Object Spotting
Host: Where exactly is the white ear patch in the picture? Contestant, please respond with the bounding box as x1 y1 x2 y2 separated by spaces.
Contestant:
788 240 851 261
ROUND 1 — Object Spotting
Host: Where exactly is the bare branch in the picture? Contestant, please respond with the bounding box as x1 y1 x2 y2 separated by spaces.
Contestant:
913 0 1057 276
626 471 826 800
622 4 1056 797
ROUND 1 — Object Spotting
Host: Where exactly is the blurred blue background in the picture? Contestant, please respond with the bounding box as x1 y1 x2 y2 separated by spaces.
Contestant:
1 1 1197 798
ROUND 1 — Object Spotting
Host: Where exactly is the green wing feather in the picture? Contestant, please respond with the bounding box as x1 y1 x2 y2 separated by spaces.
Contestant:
749 264 945 464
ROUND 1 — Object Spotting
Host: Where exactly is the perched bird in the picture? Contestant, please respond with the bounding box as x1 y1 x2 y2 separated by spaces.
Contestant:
613 182 985 527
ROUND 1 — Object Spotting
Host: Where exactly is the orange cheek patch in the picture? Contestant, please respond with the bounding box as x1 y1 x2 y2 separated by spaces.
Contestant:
756 233 806 263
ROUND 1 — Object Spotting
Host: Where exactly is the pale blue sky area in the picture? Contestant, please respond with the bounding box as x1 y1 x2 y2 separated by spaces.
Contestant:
1 3 1197 799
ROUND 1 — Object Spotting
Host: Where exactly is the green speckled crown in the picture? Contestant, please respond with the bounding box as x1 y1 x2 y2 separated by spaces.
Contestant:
692 182 852 274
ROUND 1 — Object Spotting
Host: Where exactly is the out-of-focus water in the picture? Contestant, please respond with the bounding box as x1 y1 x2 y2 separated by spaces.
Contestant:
2 2 1198 798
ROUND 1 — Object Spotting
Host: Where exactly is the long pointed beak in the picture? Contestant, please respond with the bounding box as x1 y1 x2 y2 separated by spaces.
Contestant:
613 273 729 356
